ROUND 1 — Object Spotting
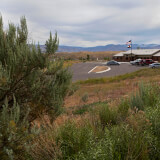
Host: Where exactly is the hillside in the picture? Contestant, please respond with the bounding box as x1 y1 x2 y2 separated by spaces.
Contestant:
40 44 160 52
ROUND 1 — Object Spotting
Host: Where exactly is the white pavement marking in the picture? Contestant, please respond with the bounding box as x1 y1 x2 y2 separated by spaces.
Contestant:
96 67 111 73
88 66 98 73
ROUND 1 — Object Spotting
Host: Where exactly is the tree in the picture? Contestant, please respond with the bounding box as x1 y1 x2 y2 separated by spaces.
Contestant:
87 54 90 61
45 31 59 54
0 15 72 121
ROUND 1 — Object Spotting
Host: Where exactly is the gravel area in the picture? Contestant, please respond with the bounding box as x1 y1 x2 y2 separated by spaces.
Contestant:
69 62 147 82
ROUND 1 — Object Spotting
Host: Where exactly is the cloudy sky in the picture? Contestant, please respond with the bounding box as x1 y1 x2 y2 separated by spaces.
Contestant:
1 0 160 47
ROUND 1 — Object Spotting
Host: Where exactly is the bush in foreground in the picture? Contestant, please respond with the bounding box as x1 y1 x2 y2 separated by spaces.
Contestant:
0 15 71 121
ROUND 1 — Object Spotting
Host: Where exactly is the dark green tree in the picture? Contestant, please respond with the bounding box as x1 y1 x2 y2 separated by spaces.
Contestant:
87 54 90 61
0 15 72 121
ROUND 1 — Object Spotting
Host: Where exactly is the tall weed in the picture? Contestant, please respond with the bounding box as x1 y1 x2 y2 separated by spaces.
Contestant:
111 124 151 160
146 105 160 159
98 104 118 129
130 82 160 110
75 130 113 160
56 121 93 159
117 99 130 121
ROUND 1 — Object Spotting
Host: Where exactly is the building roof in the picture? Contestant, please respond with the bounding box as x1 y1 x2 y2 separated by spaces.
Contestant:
114 49 160 57
124 49 160 55
113 52 124 57
153 52 160 56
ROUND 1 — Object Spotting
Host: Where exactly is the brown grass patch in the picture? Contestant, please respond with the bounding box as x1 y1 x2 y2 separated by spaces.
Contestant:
64 75 160 111
63 60 80 68
56 51 120 60
91 66 109 73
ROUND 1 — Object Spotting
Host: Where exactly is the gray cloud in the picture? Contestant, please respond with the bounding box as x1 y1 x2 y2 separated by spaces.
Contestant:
1 0 160 47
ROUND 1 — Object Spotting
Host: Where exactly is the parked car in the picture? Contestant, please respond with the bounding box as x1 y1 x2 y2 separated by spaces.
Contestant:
149 63 160 68
130 59 141 65
139 59 155 66
106 60 120 65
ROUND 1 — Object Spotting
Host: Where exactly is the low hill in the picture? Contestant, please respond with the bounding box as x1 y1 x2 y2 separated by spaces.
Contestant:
40 44 160 52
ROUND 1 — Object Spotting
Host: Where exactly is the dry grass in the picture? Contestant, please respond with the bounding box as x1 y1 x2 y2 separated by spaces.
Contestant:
65 81 133 108
63 60 80 68
91 66 109 73
56 51 120 60
64 74 160 111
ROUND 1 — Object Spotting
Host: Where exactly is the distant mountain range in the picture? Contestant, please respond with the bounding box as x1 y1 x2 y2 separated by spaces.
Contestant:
40 44 160 52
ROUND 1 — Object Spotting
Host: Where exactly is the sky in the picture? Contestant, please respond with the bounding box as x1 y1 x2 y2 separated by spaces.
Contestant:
1 0 160 47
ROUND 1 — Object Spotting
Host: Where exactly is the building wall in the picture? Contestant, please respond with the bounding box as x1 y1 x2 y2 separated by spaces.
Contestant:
113 56 134 62
114 55 160 62
153 57 160 62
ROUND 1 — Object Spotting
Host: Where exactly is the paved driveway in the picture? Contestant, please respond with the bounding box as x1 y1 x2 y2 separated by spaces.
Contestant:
69 62 147 82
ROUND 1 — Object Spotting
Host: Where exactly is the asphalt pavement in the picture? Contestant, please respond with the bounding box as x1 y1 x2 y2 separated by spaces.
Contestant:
69 62 147 82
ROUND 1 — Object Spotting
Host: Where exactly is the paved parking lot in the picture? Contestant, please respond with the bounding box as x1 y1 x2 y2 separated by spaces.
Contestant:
69 62 147 82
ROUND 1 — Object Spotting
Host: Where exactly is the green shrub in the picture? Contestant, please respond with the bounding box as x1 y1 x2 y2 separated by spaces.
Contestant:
56 121 93 159
67 84 79 96
98 104 118 129
81 92 89 103
86 54 90 61
29 123 62 160
104 57 111 61
139 83 159 108
78 57 83 61
110 124 151 160
146 106 160 137
146 105 160 159
73 104 91 115
117 99 130 121
130 92 144 110
73 101 107 115
76 130 113 160
130 83 160 111
0 98 31 160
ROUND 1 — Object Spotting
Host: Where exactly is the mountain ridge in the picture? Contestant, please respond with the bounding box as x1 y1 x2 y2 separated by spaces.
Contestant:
40 44 160 52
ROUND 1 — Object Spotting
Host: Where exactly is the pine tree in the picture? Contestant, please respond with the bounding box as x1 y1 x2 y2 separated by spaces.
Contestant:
0 15 72 121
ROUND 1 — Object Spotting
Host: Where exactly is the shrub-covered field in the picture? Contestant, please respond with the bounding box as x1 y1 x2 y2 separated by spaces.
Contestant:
30 82 160 160
1 82 160 159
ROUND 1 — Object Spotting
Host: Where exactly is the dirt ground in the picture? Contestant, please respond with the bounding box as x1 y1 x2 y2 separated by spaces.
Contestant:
64 75 160 110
